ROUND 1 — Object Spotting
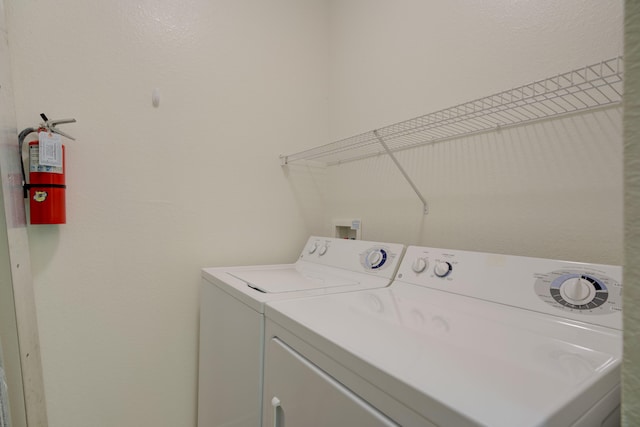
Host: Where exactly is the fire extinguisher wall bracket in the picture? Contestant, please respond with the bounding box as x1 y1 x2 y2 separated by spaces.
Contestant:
18 114 76 225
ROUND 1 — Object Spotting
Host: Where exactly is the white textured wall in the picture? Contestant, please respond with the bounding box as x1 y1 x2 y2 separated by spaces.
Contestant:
624 1 640 424
324 0 624 264
5 1 328 426
3 1 633 426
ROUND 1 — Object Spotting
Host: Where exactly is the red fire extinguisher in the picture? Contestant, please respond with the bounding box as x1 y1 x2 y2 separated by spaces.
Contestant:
19 114 76 224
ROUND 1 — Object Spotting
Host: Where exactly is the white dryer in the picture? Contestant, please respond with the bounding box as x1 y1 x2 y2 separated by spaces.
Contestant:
263 246 622 427
197 236 404 427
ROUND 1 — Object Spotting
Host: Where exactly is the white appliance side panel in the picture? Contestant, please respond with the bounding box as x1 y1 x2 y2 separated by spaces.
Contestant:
263 337 398 427
198 281 263 427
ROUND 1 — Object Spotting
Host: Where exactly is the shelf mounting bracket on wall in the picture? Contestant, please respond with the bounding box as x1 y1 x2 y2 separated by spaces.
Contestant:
373 129 428 214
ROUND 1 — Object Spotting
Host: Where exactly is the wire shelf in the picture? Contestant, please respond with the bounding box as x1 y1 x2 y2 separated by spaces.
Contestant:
281 57 624 166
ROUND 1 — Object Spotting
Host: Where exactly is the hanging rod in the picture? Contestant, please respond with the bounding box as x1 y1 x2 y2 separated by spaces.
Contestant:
280 56 623 167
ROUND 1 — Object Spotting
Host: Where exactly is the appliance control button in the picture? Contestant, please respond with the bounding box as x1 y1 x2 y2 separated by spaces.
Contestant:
412 258 428 273
308 242 319 254
318 245 328 256
368 251 382 266
366 249 387 269
560 276 596 304
434 261 452 278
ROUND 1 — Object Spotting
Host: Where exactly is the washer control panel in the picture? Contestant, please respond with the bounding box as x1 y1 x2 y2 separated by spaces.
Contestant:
395 246 622 330
299 237 404 278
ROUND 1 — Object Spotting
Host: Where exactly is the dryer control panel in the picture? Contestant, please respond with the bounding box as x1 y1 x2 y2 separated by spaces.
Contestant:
395 246 622 330
533 270 621 315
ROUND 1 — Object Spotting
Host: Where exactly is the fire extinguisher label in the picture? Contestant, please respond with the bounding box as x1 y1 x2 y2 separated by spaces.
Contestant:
38 131 63 168
29 145 63 174
33 191 48 202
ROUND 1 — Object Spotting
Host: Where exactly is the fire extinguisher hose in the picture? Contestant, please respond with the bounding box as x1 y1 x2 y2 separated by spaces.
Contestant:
18 127 37 199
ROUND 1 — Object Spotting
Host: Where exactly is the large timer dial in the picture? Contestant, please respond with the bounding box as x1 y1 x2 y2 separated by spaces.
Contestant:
534 270 619 314
550 273 608 309
361 247 389 270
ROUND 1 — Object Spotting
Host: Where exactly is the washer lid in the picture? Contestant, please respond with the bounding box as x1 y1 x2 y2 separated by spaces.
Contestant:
265 283 622 427
228 268 359 293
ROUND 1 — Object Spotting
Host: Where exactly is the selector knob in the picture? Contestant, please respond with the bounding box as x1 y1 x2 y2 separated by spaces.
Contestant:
365 249 387 269
434 261 452 278
368 251 382 266
560 277 596 305
308 242 319 254
536 271 612 312
412 258 428 273
318 245 328 256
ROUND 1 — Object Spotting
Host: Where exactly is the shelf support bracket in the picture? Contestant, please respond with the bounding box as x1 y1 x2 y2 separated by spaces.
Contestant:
373 130 428 215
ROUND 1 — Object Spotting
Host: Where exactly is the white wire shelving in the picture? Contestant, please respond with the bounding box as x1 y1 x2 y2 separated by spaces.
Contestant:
280 56 624 214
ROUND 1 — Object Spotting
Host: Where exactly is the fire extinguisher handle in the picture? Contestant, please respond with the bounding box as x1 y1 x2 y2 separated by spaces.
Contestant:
43 117 77 141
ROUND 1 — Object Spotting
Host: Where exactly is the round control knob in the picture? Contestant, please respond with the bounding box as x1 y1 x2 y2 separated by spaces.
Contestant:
318 245 328 256
308 242 319 254
560 277 595 305
368 251 382 266
434 261 452 278
365 249 387 269
536 271 612 312
412 258 428 273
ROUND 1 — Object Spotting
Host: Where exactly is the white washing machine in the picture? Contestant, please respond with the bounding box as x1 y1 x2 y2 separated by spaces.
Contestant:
263 246 623 427
197 236 405 427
